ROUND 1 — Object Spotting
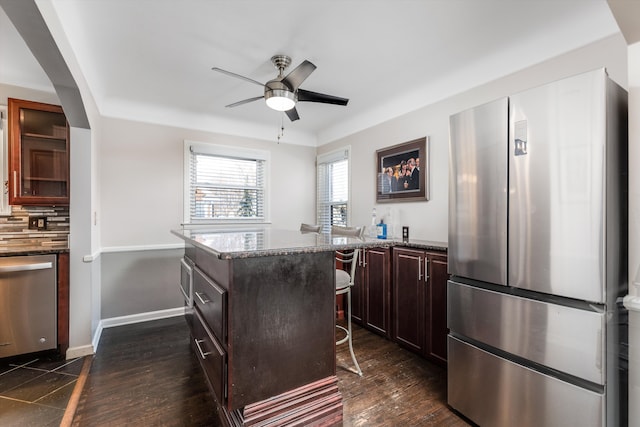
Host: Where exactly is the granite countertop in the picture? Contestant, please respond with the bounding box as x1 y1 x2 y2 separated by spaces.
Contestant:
171 227 446 260
0 247 69 257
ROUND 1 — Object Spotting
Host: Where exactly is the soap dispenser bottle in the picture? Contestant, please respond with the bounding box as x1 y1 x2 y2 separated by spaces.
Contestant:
370 208 377 237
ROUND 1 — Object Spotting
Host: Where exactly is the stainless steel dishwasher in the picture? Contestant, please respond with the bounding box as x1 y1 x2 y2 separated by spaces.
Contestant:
0 254 57 358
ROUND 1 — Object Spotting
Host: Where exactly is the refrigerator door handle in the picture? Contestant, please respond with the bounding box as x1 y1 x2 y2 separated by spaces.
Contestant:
596 329 602 371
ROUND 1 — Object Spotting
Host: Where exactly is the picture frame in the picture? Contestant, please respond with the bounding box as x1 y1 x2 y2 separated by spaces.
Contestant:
376 136 428 202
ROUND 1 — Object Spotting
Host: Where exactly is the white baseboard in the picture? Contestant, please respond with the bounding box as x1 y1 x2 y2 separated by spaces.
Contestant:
66 344 95 360
91 307 186 354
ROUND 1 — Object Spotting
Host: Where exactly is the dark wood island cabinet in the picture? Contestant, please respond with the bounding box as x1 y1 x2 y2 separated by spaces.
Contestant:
173 228 386 427
194 248 338 418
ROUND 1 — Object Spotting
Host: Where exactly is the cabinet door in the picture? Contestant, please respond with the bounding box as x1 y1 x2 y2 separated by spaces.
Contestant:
364 248 390 337
393 248 425 353
350 249 365 325
8 98 69 206
425 252 449 365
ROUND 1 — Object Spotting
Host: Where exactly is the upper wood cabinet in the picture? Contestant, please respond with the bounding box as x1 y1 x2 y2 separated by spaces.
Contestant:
8 98 69 206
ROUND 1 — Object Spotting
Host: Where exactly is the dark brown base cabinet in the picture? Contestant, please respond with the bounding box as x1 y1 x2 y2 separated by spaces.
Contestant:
185 245 343 427
351 246 448 365
57 252 69 357
425 252 448 364
392 248 448 366
351 248 391 338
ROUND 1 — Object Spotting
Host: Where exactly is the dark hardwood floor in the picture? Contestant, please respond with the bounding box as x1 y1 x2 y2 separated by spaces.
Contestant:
71 317 218 427
72 316 470 426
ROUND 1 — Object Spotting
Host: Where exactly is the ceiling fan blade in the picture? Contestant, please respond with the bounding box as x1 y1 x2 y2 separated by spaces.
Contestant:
285 107 300 122
281 60 316 91
212 67 265 87
297 89 348 106
225 96 264 108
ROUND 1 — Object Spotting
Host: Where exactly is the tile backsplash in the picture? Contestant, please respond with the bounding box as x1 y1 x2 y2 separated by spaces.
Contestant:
0 205 69 252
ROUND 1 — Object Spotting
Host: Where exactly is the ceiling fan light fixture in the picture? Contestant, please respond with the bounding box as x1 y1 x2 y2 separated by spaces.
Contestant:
265 89 295 111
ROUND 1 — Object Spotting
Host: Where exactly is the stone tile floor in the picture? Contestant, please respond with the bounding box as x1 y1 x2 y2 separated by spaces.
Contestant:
0 353 83 427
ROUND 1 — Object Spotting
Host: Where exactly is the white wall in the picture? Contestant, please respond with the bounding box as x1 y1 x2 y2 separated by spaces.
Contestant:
318 34 628 243
98 117 317 249
68 126 94 356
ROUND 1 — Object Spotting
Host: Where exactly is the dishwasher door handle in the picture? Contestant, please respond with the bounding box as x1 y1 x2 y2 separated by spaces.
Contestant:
0 262 53 273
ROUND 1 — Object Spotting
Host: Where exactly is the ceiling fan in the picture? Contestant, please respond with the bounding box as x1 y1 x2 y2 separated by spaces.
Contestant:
212 55 349 122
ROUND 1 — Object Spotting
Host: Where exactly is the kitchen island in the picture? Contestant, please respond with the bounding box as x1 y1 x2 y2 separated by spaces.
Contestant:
171 227 388 427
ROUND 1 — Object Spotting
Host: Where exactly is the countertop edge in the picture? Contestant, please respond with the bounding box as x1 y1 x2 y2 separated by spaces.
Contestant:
171 229 446 259
0 248 70 257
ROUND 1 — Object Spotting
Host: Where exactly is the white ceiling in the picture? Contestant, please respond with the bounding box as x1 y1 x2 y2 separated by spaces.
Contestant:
1 0 621 146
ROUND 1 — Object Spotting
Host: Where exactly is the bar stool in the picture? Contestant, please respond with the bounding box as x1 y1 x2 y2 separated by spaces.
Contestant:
331 225 364 238
300 223 321 233
334 247 363 376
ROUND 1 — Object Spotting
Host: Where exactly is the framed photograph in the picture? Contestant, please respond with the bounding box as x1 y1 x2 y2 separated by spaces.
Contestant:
376 136 428 202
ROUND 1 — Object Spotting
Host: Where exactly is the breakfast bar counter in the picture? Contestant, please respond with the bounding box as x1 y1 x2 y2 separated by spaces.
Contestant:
171 227 393 259
171 227 446 260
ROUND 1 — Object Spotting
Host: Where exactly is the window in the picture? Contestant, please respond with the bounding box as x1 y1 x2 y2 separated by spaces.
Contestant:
185 142 269 224
317 147 350 232
0 106 9 216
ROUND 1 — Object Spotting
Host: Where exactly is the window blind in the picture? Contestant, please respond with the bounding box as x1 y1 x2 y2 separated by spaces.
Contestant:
188 147 265 223
317 148 350 233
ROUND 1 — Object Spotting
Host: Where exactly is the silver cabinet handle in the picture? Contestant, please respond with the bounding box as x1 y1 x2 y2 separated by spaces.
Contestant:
425 258 430 282
0 262 53 273
417 256 423 281
195 291 210 305
194 338 211 359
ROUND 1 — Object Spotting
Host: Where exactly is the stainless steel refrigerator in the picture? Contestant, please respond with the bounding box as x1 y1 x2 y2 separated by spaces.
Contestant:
447 68 628 427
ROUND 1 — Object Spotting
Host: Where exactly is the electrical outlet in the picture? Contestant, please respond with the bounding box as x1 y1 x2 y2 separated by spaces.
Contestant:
28 216 47 230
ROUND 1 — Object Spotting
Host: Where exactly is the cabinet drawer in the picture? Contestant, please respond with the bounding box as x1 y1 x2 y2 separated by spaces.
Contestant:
193 310 226 404
194 266 227 344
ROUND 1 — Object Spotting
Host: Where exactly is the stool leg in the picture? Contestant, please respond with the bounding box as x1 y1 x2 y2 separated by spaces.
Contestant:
346 287 362 376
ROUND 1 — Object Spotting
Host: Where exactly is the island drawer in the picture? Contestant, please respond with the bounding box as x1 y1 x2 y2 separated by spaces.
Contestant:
193 309 226 405
194 266 227 345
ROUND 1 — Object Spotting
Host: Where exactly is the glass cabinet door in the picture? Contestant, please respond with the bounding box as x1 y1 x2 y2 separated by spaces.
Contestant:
8 98 69 205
